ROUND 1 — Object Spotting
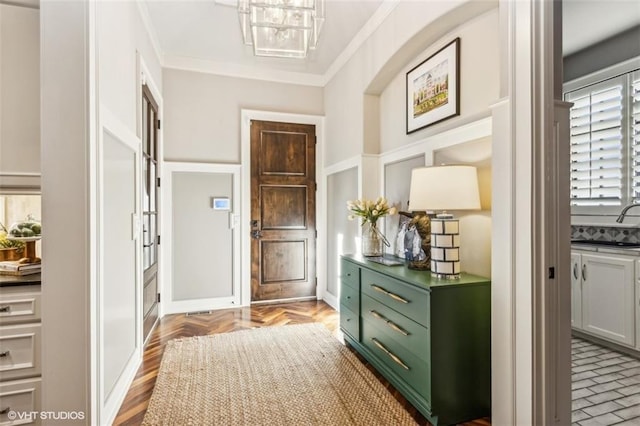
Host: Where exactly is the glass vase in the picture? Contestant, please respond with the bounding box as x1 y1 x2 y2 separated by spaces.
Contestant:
362 222 383 257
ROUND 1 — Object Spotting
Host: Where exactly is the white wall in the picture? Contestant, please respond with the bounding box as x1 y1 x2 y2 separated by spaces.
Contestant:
323 4 498 278
0 4 40 176
41 1 163 424
433 137 492 277
98 1 162 132
172 171 234 300
41 1 93 422
163 69 323 163
95 2 163 423
326 167 358 298
383 155 425 254
323 0 497 166
379 10 500 153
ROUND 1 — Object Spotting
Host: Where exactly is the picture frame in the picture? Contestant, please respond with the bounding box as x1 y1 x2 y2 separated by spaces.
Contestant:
406 37 460 134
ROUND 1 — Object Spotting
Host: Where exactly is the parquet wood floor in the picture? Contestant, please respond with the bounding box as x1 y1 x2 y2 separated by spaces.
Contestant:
113 300 490 426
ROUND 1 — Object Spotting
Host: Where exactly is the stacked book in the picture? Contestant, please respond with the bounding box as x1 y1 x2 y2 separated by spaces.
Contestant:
0 260 41 276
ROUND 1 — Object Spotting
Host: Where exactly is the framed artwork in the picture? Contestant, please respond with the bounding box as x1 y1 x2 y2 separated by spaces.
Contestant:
406 38 460 134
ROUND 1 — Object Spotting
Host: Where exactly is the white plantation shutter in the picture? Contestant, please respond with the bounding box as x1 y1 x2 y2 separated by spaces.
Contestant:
567 79 624 206
631 72 640 201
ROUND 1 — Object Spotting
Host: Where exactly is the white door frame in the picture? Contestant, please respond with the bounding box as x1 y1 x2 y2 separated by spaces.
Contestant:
137 52 164 323
162 162 242 314
240 109 325 306
492 0 571 424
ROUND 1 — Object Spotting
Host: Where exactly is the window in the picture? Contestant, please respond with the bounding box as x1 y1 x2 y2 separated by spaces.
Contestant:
565 65 640 210
630 71 640 201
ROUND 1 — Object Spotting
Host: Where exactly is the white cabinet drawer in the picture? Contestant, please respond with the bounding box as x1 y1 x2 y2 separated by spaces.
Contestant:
0 377 41 425
0 325 40 382
0 288 41 325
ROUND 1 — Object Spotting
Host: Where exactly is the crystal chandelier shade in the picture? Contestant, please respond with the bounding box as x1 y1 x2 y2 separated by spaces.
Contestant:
238 0 325 58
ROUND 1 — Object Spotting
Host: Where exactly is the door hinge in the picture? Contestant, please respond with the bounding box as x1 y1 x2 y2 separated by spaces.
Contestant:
157 293 161 303
315 182 318 191
157 119 161 130
548 267 555 279
157 177 161 187
157 235 161 245
315 277 318 287
315 230 318 238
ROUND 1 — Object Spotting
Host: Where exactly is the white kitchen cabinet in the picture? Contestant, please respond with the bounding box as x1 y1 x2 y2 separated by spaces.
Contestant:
0 284 41 425
572 250 636 347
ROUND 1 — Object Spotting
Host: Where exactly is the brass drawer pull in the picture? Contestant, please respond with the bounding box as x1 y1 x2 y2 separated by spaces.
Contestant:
370 284 409 304
0 305 10 313
371 338 410 370
369 310 409 336
0 351 9 358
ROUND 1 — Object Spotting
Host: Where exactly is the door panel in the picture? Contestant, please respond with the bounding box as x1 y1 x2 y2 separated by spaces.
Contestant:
582 253 635 346
251 120 316 302
260 131 308 175
172 172 234 301
261 240 307 283
102 130 137 399
261 185 307 229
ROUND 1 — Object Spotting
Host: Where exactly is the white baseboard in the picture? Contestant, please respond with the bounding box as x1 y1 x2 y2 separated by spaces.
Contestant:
101 348 142 425
323 292 338 310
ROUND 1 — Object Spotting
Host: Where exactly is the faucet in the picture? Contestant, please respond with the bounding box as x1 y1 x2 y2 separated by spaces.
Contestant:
616 203 640 223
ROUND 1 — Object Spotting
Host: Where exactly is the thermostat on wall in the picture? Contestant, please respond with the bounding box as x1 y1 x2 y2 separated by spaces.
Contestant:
212 197 230 210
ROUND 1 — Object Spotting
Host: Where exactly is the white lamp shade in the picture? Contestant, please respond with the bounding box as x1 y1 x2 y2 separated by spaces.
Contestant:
408 165 481 211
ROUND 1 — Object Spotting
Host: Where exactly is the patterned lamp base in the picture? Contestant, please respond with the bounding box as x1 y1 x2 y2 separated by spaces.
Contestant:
430 216 461 279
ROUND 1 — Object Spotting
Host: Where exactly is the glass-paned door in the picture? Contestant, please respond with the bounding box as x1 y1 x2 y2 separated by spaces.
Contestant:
142 84 160 341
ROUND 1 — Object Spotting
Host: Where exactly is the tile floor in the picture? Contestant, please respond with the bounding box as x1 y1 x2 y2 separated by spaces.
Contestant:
572 337 640 425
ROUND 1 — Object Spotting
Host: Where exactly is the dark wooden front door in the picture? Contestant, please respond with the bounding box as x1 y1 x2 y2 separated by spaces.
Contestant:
250 120 317 302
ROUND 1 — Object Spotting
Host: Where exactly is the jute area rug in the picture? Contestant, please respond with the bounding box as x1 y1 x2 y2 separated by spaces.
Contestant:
142 323 418 425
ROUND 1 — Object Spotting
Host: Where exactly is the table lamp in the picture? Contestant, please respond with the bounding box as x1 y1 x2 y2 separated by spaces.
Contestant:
408 165 481 279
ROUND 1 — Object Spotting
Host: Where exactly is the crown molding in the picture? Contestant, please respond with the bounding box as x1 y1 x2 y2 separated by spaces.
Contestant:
0 0 39 9
163 54 326 86
136 0 164 64
320 0 400 86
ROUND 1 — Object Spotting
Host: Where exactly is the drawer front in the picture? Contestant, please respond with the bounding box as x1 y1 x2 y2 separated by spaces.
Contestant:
361 269 430 327
340 259 359 289
340 305 359 341
362 318 431 403
361 294 429 356
0 324 41 382
340 282 359 313
0 289 41 325
0 377 41 425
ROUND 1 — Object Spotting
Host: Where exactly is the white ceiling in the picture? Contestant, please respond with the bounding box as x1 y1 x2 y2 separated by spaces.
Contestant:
141 0 385 84
140 0 640 84
563 0 640 56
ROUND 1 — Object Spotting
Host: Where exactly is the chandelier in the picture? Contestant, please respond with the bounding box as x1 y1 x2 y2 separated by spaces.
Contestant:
238 0 325 59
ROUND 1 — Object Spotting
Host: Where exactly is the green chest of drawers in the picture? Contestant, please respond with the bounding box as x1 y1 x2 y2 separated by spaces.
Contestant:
339 254 491 426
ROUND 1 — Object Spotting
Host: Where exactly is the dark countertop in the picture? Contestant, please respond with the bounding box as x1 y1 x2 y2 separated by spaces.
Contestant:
0 273 41 287
571 242 640 257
